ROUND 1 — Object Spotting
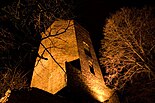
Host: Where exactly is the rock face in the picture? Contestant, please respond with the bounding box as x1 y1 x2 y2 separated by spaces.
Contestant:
30 19 116 102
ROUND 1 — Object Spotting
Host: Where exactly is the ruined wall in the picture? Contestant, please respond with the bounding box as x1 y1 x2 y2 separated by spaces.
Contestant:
74 22 104 80
66 62 113 102
66 22 114 102
30 19 118 102
31 20 79 94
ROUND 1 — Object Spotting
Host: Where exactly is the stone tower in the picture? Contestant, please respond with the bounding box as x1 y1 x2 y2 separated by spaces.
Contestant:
31 19 113 102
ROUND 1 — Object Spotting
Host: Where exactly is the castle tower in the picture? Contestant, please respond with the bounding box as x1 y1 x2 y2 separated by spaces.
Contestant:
31 19 113 102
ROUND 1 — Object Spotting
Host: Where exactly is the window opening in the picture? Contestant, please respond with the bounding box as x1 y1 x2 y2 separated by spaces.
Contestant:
83 41 95 74
89 65 95 75
83 41 92 58
88 60 95 75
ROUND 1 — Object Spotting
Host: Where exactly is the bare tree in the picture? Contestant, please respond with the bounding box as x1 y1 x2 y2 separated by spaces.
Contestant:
0 0 74 99
0 67 28 99
0 0 73 69
99 7 155 90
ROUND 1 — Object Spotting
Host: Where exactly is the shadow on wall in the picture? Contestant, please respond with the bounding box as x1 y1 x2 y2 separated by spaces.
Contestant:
65 61 116 103
7 88 73 103
56 86 102 103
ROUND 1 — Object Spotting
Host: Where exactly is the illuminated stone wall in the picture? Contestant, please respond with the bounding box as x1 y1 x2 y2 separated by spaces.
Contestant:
31 19 117 102
74 22 104 80
31 20 79 94
66 63 114 102
66 22 114 102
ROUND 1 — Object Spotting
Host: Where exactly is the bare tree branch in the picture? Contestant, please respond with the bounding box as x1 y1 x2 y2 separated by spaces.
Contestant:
99 7 155 90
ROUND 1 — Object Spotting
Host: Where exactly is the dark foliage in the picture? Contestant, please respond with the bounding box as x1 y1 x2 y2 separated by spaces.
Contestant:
0 0 74 98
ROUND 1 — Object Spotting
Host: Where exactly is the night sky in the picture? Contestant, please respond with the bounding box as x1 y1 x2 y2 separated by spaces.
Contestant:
73 0 155 53
1 0 155 53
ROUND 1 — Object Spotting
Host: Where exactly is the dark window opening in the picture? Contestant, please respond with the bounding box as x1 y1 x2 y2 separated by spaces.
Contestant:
83 41 92 58
84 48 92 58
69 59 81 71
89 65 95 75
83 41 94 75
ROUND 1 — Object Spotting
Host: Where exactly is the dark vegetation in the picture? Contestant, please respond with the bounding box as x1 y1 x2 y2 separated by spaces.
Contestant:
0 0 73 99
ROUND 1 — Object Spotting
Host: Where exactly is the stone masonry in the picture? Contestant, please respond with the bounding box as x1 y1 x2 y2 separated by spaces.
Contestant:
30 19 117 102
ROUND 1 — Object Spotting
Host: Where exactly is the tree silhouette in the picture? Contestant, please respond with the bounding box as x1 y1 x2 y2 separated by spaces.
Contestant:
0 0 73 99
